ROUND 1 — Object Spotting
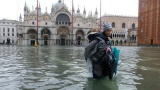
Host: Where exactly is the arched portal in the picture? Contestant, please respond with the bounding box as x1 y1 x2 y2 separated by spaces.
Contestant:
41 28 51 45
57 26 70 45
27 29 37 45
76 30 85 46
60 34 66 46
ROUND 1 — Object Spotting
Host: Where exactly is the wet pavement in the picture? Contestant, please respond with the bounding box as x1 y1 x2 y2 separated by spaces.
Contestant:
0 45 160 90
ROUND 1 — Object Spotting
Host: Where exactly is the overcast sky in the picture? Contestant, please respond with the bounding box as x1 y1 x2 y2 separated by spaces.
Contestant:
0 0 138 20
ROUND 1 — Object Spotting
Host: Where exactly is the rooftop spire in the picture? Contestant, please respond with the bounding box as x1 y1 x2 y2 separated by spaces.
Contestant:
95 8 98 15
83 7 86 15
77 5 80 13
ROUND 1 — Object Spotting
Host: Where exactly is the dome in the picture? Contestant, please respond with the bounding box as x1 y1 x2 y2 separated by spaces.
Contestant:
75 13 83 18
30 10 36 15
53 0 67 11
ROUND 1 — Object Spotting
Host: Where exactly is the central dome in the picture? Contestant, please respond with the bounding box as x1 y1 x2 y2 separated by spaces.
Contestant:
53 0 67 11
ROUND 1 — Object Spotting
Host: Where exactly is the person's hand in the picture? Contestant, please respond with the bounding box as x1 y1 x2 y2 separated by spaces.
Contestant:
106 46 111 52
108 37 112 41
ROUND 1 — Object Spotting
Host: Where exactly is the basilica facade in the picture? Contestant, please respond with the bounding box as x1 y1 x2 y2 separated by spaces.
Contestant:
17 0 99 46
17 0 138 46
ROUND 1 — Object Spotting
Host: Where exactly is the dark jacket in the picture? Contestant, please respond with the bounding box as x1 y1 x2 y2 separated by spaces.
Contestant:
84 34 116 80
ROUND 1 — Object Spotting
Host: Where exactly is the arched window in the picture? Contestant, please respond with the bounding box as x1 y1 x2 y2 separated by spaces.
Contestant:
134 36 136 42
116 34 118 37
132 35 135 42
112 34 115 38
132 23 135 29
122 23 125 28
56 14 70 25
111 33 112 37
115 34 117 38
112 22 115 28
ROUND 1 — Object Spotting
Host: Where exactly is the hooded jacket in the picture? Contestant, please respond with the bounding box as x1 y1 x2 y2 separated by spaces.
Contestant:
84 35 116 80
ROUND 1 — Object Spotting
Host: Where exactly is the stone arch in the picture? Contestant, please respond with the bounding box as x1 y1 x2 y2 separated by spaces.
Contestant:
56 26 70 45
131 34 136 42
114 33 117 38
116 34 118 38
27 29 37 45
27 29 37 39
123 34 125 38
111 33 115 38
124 40 127 43
111 40 114 45
76 30 85 45
41 28 51 45
120 40 123 45
121 34 123 37
41 28 51 38
116 40 119 45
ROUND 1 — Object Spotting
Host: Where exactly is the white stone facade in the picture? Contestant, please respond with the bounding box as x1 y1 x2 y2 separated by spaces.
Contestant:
17 0 99 46
17 0 138 46
0 19 18 45
100 15 138 45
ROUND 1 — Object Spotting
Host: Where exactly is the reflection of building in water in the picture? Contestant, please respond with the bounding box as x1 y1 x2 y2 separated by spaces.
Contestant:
16 0 138 46
138 0 160 46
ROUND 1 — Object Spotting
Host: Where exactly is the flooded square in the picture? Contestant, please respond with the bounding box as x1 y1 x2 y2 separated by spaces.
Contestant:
0 46 160 90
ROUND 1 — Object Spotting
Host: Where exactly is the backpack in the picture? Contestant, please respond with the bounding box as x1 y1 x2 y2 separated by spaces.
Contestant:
84 37 117 80
84 37 108 62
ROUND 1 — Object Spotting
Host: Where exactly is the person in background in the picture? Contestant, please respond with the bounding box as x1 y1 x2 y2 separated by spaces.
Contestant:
87 28 101 43
85 28 101 77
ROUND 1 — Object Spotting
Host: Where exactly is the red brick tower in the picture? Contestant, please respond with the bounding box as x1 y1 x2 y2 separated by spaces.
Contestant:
138 0 160 46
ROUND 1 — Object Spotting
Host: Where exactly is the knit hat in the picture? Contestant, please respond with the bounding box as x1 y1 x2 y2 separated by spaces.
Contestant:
103 22 112 32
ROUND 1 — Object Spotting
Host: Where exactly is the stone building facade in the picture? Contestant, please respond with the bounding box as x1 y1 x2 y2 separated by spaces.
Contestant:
101 15 138 45
128 27 138 46
0 19 18 44
17 0 138 46
17 0 99 46
138 0 160 46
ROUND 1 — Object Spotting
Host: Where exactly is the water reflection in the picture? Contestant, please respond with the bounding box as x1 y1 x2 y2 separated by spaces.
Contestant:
84 78 118 90
0 46 160 90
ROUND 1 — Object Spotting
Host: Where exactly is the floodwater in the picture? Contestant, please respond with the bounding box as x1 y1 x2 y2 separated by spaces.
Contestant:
0 45 160 90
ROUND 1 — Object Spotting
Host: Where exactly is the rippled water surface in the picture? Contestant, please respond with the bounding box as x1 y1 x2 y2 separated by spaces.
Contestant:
0 46 160 90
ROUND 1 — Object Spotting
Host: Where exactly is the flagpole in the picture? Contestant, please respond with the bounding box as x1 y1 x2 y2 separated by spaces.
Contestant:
100 0 102 31
71 0 73 45
36 0 38 46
